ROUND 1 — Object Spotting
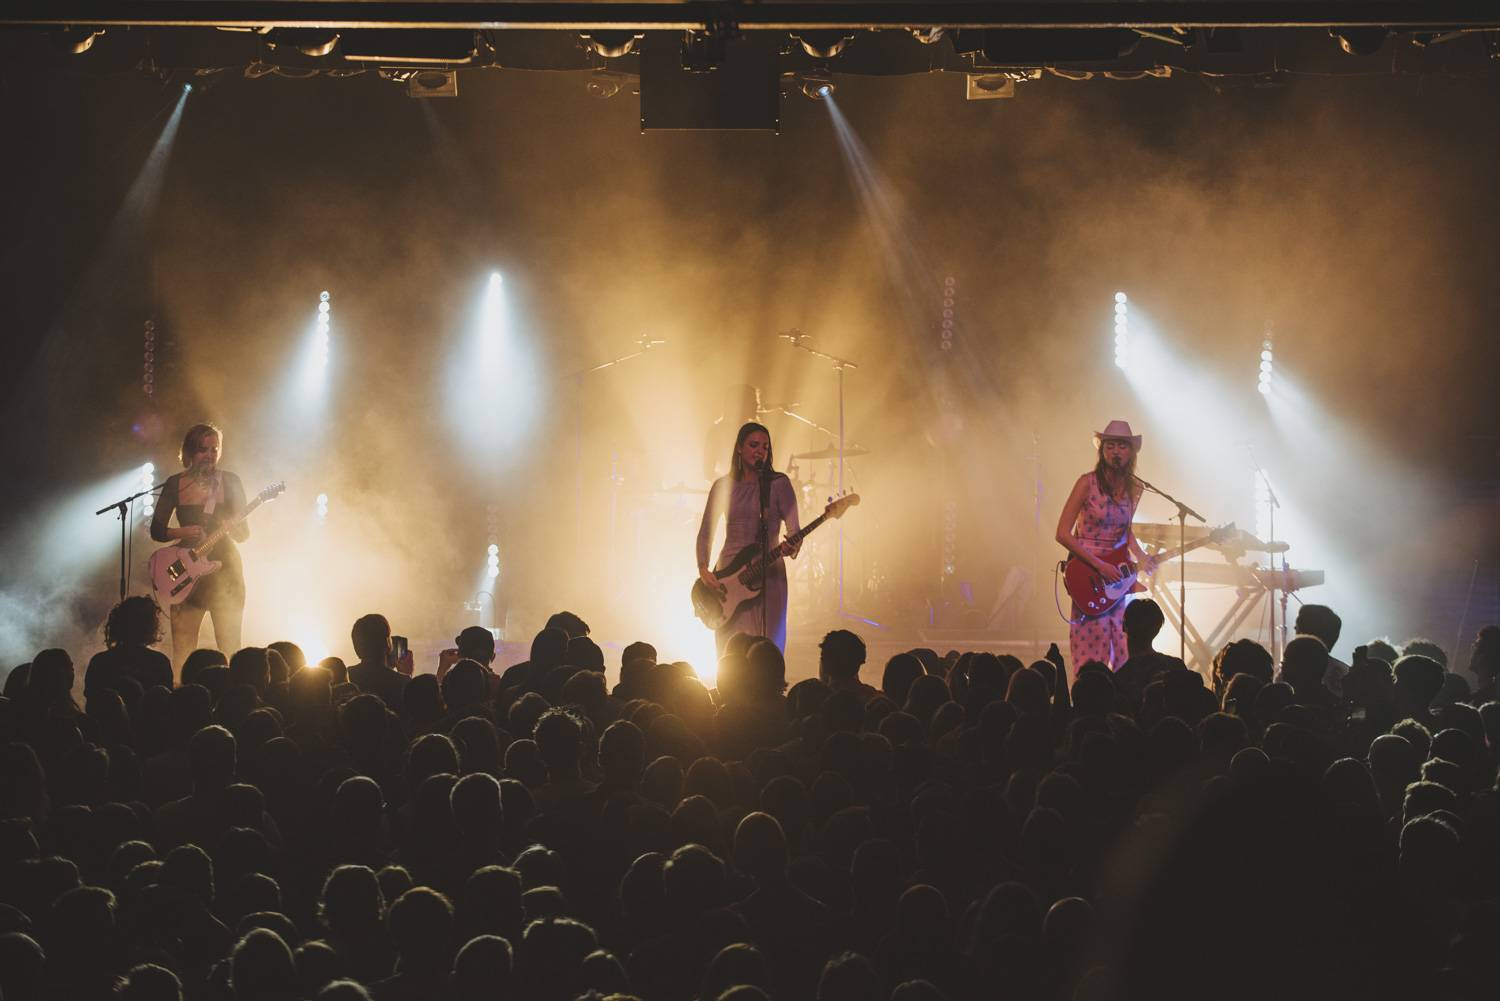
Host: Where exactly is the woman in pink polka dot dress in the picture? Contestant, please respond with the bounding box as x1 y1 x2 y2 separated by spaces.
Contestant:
1055 420 1153 671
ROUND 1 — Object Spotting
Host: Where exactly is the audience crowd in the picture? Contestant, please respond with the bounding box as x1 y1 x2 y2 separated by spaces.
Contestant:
4 592 1500 1001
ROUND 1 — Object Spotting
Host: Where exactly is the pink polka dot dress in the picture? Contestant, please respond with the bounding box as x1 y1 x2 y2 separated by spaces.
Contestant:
1069 473 1139 670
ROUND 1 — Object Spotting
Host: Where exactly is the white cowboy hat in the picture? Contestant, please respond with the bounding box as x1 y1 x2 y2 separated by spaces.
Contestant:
1093 419 1142 450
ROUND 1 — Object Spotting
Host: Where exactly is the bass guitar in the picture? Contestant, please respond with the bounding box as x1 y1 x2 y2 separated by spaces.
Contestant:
1064 522 1236 617
149 481 285 606
692 492 860 631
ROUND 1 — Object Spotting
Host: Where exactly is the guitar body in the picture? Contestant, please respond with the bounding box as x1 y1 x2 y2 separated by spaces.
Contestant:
1064 544 1146 618
1062 522 1238 619
691 543 767 631
690 491 861 632
149 545 223 607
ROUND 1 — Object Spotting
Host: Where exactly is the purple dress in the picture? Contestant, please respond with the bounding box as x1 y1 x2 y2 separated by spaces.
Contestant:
1069 472 1140 670
697 473 801 653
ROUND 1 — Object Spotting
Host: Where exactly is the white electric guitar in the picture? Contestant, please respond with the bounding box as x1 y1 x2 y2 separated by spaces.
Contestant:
148 481 284 606
691 492 860 631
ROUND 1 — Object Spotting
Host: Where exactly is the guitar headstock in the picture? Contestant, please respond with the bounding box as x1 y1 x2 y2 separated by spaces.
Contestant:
259 481 287 503
824 492 861 519
1209 521 1237 544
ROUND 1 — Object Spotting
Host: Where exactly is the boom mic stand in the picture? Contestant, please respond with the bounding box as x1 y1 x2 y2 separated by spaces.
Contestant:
1132 476 1206 662
778 329 874 626
97 482 165 602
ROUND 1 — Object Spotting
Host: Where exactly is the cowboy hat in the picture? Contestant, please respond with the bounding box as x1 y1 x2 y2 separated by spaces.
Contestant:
1093 419 1142 450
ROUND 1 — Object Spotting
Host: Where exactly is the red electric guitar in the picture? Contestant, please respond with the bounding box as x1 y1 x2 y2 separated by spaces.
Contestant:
1064 522 1236 617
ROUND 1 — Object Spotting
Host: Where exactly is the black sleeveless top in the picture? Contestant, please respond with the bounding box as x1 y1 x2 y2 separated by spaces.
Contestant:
149 471 248 605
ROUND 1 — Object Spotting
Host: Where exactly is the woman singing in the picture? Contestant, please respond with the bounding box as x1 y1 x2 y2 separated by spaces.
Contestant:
1056 420 1154 671
151 423 249 667
697 422 802 654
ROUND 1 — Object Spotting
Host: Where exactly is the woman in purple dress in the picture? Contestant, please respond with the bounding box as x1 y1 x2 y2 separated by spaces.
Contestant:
697 422 802 654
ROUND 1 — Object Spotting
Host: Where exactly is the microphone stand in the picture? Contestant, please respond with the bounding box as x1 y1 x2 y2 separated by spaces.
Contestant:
1132 475 1205 662
96 482 165 602
779 329 871 625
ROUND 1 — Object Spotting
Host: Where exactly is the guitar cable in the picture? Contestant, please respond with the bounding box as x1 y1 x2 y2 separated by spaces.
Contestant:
1053 560 1087 627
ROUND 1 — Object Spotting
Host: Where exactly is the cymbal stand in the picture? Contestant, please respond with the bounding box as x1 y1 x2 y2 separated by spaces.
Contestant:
568 336 666 584
1133 476 1206 662
779 329 875 625
1246 446 1284 660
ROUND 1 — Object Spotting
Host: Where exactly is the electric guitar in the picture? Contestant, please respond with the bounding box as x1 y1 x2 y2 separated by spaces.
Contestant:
149 481 285 606
692 492 860 631
1064 522 1236 617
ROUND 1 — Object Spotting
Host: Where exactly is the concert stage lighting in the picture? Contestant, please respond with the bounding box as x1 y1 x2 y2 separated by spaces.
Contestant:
55 27 104 55
793 31 854 60
315 292 331 370
1331 27 1388 57
581 31 643 59
140 463 156 520
316 493 329 522
408 71 458 98
1257 337 1273 395
796 72 835 101
1113 292 1131 369
486 544 500 579
267 29 341 58
586 71 626 99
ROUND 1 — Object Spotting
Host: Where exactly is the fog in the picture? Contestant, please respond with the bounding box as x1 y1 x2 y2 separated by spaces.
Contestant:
3 46 1497 676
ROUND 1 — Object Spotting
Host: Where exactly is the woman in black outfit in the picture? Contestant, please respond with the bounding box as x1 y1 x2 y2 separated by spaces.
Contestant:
150 422 249 666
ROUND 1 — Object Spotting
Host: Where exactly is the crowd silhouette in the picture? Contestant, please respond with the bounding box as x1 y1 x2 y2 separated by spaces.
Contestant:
3 596 1500 1001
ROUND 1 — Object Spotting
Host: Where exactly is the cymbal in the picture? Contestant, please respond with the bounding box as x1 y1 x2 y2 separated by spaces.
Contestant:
791 446 870 461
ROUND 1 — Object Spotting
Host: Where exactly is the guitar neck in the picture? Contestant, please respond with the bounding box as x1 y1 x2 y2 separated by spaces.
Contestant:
190 495 266 557
747 511 833 575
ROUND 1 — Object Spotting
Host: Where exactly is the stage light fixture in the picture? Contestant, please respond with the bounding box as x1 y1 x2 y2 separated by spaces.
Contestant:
910 28 946 45
316 492 329 522
315 292 331 370
1330 27 1388 56
793 31 854 60
139 463 156 519
586 70 626 99
965 74 1016 101
794 71 835 101
268 28 341 58
1257 337 1274 395
581 30 643 59
55 27 105 55
142 320 156 398
408 70 458 98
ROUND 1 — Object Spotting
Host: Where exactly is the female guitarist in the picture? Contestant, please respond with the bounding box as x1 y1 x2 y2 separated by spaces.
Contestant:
696 422 801 655
1055 420 1156 671
150 422 249 667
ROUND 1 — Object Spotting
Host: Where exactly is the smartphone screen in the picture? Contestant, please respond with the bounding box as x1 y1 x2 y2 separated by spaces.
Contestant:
391 635 409 660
